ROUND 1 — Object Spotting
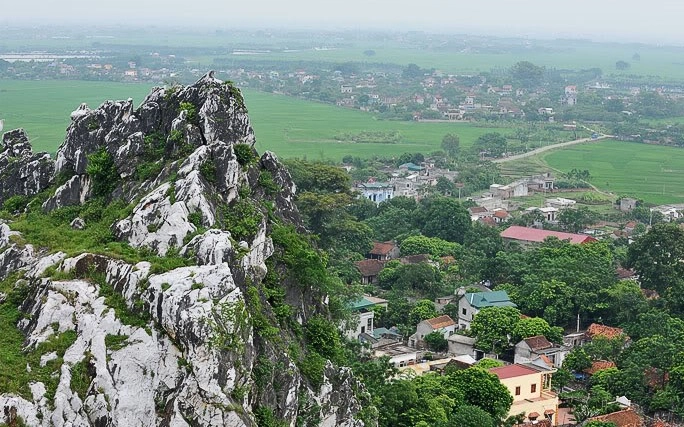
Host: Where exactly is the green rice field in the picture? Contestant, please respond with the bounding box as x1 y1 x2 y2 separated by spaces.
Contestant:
530 139 684 205
0 79 503 160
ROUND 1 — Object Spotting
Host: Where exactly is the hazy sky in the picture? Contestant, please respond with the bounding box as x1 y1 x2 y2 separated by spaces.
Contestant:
5 0 683 44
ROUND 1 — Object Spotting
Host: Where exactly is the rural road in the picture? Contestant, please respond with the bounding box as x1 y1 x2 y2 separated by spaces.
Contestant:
492 134 614 164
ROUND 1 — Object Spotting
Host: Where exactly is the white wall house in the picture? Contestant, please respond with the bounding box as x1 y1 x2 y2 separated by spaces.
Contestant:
409 315 457 348
357 182 394 205
457 290 516 329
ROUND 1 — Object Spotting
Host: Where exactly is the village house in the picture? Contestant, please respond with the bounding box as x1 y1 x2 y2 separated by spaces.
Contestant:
492 209 510 223
457 290 517 329
584 323 628 344
500 226 597 247
490 364 559 425
400 355 477 376
619 197 639 212
526 206 560 222
585 408 644 427
354 259 385 285
357 181 394 204
469 206 492 221
374 341 419 368
345 295 389 340
447 334 478 357
514 335 569 368
408 315 457 349
367 241 400 261
584 360 617 376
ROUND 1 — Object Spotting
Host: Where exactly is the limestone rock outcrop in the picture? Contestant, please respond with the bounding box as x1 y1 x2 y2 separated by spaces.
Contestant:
0 73 369 427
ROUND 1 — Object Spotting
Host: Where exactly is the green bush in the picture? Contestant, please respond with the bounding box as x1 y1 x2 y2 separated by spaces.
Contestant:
179 102 198 124
86 148 119 199
234 144 257 166
200 159 217 184
2 195 30 213
299 351 326 391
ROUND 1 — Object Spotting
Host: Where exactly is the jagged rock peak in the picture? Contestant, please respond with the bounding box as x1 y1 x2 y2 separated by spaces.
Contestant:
0 128 55 206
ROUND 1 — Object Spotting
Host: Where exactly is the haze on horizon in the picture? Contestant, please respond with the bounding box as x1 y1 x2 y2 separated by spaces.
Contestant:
2 0 682 45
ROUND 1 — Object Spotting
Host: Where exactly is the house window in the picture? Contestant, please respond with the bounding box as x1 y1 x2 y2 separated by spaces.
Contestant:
531 384 537 393
462 308 467 315
515 386 521 396
367 318 373 330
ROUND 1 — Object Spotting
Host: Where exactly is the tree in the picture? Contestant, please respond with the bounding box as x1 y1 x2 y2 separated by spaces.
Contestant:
415 196 471 243
558 206 598 233
441 133 460 157
283 159 351 194
552 367 573 391
470 306 521 354
511 317 563 344
424 331 448 352
445 367 513 421
408 300 440 327
473 133 508 158
435 176 456 196
476 358 504 369
365 206 418 242
400 235 462 257
563 347 592 373
521 279 575 327
625 223 684 294
510 61 545 89
447 404 495 427
615 60 630 70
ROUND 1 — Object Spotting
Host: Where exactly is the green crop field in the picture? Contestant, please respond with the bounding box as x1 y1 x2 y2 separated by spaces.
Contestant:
0 79 507 160
517 139 684 205
0 80 152 153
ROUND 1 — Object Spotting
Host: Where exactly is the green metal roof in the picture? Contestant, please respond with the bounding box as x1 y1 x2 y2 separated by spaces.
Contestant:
349 297 376 311
463 291 517 309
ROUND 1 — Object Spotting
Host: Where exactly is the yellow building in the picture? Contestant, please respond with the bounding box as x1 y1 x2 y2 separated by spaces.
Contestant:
490 364 559 425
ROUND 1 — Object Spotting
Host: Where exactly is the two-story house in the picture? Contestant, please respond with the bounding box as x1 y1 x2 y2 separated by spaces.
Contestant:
490 364 559 425
367 241 400 261
408 315 457 348
345 295 389 340
514 335 570 368
457 290 517 329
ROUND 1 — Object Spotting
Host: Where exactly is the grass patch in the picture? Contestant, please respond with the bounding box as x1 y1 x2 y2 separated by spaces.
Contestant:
0 272 77 401
104 334 129 351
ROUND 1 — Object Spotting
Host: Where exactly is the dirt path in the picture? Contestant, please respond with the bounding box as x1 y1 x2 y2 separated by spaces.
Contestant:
492 135 614 164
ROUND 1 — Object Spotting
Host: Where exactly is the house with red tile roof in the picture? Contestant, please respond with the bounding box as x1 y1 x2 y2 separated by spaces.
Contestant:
490 363 559 425
408 315 457 349
367 241 400 260
501 225 597 246
354 259 385 285
586 408 644 427
514 335 570 368
584 360 617 375
585 323 628 341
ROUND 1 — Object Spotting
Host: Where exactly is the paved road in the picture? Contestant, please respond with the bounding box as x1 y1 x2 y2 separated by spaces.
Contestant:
492 135 613 164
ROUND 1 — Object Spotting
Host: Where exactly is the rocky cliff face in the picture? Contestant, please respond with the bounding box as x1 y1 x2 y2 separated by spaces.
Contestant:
0 73 370 427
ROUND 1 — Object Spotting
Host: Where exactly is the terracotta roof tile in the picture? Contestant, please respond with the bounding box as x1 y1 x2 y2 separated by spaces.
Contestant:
355 259 385 277
493 210 509 218
585 360 616 375
425 315 456 329
587 408 643 427
479 216 497 226
586 323 626 340
523 335 553 351
369 241 397 255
